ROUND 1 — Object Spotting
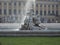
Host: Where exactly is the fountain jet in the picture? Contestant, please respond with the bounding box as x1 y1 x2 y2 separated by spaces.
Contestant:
20 0 35 28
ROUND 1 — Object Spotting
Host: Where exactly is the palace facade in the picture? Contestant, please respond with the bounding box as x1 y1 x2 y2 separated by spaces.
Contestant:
0 0 60 23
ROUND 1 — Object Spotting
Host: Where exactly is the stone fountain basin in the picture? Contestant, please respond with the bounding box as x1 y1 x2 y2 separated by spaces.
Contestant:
0 23 20 29
40 23 60 29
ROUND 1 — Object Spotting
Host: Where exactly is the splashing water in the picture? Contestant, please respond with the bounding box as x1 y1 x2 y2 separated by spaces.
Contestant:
20 0 35 28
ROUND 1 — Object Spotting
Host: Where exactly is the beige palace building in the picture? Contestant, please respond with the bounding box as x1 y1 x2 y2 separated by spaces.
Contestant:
0 0 60 23
35 0 60 23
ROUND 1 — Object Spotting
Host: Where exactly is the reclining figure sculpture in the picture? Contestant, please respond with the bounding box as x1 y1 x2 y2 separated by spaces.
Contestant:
20 15 46 30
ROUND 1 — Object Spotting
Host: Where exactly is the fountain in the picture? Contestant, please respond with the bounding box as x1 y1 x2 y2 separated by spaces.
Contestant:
0 0 60 36
20 0 36 29
0 0 47 31
0 0 36 31
20 0 47 30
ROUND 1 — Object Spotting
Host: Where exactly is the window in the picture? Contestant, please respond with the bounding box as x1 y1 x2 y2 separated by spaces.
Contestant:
9 9 12 15
51 0 55 1
49 0 55 1
40 18 44 23
52 19 54 21
0 18 2 23
36 4 38 7
0 9 2 14
44 0 47 1
19 2 21 6
40 4 42 7
56 10 58 15
56 4 58 8
0 2 1 5
54 0 56 1
36 10 38 15
44 4 46 7
48 5 50 7
14 2 16 6
51 0 53 1
14 9 16 15
48 0 51 1
40 10 42 15
52 11 54 14
48 19 50 23
19 10 20 14
59 0 60 1
48 11 50 15
4 2 7 5
4 9 7 15
44 11 46 15
52 5 54 7
56 5 58 7
15 16 18 20
9 2 12 5
40 0 42 1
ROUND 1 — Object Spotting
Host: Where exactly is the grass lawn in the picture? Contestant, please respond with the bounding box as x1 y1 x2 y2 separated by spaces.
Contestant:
0 37 60 45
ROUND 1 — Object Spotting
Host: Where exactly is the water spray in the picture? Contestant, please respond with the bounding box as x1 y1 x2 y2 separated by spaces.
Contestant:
20 0 35 28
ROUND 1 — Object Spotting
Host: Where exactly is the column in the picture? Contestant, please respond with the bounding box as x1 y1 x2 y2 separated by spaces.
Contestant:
17 1 20 23
50 4 52 14
2 2 4 22
12 2 14 23
54 4 56 14
7 2 8 16
12 1 14 15
42 4 44 16
34 1 36 15
58 4 60 15
38 4 40 15
2 2 4 16
46 4 48 16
